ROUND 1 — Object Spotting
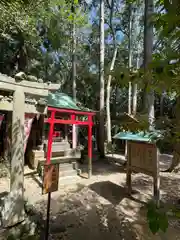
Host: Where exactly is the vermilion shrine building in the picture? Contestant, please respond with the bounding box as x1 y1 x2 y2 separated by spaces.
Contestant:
44 92 96 178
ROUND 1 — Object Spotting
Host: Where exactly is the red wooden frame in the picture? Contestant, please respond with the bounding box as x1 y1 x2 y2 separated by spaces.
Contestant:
45 107 95 178
48 107 95 116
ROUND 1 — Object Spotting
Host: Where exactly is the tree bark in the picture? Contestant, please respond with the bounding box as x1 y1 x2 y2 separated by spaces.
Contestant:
132 83 138 116
132 41 140 116
106 47 118 143
72 3 77 149
99 0 105 157
144 0 155 131
128 3 133 115
125 3 133 159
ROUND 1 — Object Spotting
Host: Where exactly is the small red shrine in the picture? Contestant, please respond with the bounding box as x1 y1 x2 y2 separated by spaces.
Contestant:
0 91 96 178
44 92 96 178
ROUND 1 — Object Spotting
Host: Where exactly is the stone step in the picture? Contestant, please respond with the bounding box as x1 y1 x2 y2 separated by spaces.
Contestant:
32 150 44 158
38 156 81 166
44 141 71 152
44 148 81 158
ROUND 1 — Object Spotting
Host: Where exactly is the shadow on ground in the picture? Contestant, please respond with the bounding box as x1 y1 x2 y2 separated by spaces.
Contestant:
130 173 180 203
35 183 158 240
79 161 125 176
48 202 139 240
90 181 127 205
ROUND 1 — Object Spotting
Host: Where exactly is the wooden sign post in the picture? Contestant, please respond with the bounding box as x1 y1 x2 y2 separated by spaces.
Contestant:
42 163 59 195
42 163 59 240
127 140 160 205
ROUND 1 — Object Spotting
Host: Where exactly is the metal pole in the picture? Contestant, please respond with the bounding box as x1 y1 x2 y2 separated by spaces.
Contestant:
45 192 51 240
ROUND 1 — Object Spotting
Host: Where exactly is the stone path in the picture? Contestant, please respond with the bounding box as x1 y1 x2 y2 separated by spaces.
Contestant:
1 161 180 239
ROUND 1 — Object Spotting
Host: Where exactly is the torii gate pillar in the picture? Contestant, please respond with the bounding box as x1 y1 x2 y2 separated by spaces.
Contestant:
0 73 59 227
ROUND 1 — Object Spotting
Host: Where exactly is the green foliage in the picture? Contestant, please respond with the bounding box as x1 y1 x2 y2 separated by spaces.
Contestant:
147 200 180 235
171 206 180 219
147 201 168 234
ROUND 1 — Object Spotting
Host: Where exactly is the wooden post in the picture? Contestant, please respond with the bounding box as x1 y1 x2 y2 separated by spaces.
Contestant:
88 115 92 178
126 141 132 195
153 144 160 206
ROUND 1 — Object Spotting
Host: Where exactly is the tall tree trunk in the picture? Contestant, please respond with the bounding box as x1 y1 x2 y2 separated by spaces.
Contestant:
132 42 140 116
125 3 133 159
144 0 154 131
132 84 138 116
128 4 133 115
72 3 77 148
72 19 76 101
106 47 118 144
99 0 105 157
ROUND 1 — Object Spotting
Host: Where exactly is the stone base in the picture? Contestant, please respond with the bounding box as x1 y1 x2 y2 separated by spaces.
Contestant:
0 216 38 239
29 150 44 169
0 190 25 227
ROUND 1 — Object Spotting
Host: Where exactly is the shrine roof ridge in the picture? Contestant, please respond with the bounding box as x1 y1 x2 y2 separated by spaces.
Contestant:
113 131 164 143
48 92 95 113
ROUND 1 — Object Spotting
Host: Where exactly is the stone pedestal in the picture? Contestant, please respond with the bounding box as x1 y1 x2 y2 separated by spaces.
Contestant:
30 150 44 169
44 140 71 158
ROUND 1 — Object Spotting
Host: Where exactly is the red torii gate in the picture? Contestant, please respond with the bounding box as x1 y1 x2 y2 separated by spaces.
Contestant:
44 106 96 178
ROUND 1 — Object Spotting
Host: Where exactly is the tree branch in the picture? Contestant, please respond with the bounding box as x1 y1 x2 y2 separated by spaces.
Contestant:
106 0 112 9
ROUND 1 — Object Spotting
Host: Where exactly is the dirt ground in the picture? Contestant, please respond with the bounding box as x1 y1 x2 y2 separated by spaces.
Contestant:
1 161 180 239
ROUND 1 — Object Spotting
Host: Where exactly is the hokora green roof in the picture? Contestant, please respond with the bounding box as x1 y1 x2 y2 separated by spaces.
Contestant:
48 92 92 112
113 131 163 143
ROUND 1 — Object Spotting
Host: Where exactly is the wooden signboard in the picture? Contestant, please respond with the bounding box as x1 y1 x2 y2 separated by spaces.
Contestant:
128 141 157 175
127 140 160 205
42 163 59 195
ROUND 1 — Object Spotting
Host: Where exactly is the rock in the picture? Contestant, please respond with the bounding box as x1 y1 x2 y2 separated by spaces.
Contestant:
37 98 47 106
27 75 38 82
15 72 27 81
38 78 44 83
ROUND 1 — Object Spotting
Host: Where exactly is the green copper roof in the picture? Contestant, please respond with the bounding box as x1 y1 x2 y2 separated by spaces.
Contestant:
113 131 163 143
48 92 93 112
